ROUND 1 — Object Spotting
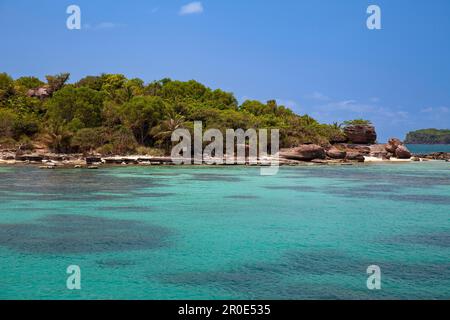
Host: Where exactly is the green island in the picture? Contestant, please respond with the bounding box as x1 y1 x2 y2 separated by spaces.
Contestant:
404 129 450 144
1 72 449 166
0 72 347 154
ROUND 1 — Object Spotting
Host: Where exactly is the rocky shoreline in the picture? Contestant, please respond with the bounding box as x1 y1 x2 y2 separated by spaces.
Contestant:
1 125 449 168
1 149 448 169
1 146 448 169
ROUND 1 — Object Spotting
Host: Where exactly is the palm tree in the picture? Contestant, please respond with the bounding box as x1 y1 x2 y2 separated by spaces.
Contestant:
42 123 73 153
150 112 186 153
331 122 342 130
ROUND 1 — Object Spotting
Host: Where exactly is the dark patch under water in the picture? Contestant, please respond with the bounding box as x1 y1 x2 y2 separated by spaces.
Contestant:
383 232 450 248
328 186 450 205
131 192 176 198
160 250 450 299
282 166 450 188
97 206 155 212
224 195 260 200
187 173 242 182
0 168 165 202
263 185 316 192
96 259 137 268
0 214 171 254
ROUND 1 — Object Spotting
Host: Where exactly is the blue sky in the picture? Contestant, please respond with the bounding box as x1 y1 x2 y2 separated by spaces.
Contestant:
1 0 449 142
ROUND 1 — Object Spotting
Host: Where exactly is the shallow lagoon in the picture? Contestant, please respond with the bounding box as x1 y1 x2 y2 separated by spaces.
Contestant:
0 162 449 299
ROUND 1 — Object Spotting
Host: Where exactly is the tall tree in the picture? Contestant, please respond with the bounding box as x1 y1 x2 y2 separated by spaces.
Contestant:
120 96 166 144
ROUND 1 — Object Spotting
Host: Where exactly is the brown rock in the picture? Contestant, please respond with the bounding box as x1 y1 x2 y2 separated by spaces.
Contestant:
15 154 44 162
352 145 371 155
326 147 347 159
414 152 450 160
344 125 377 144
385 138 403 153
86 157 102 164
280 144 326 161
395 145 412 159
329 135 348 144
346 152 365 162
27 87 51 99
385 144 396 153
388 138 402 147
311 159 328 164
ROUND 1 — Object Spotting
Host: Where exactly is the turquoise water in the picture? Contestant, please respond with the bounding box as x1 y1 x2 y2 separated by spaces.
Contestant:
0 163 449 300
407 144 450 154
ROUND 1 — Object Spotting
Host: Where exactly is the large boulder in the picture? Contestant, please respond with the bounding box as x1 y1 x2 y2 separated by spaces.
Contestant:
27 87 51 99
326 147 347 159
280 144 326 161
346 152 365 162
384 138 411 159
369 144 390 159
385 138 402 153
352 145 371 155
395 145 412 159
344 125 377 144
329 135 348 144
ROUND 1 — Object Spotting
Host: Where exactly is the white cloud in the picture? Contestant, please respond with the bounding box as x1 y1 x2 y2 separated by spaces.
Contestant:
179 2 204 16
420 106 449 114
305 91 330 101
304 94 411 128
420 107 434 113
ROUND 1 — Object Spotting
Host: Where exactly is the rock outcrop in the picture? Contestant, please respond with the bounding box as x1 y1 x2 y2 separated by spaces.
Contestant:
395 145 412 159
326 147 346 159
27 73 70 99
368 144 390 159
27 87 51 99
345 152 365 162
415 152 450 161
384 138 411 159
280 144 326 161
14 154 44 162
385 138 402 153
344 125 377 144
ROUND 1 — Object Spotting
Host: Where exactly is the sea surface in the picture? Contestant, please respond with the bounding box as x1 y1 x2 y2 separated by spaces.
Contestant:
407 144 450 154
0 163 449 300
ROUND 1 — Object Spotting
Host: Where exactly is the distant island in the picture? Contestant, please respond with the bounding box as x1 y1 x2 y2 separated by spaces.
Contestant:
405 129 450 144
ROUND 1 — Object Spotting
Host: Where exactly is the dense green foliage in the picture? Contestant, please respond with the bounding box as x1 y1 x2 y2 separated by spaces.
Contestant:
342 119 373 127
0 72 348 155
405 129 450 144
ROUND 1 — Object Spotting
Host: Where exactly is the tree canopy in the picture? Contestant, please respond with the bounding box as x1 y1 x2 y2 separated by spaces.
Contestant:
0 72 351 154
404 129 450 144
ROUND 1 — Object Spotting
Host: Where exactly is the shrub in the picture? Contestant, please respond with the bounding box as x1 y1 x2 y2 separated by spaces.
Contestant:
0 137 17 149
342 119 373 127
71 128 106 153
136 146 165 156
